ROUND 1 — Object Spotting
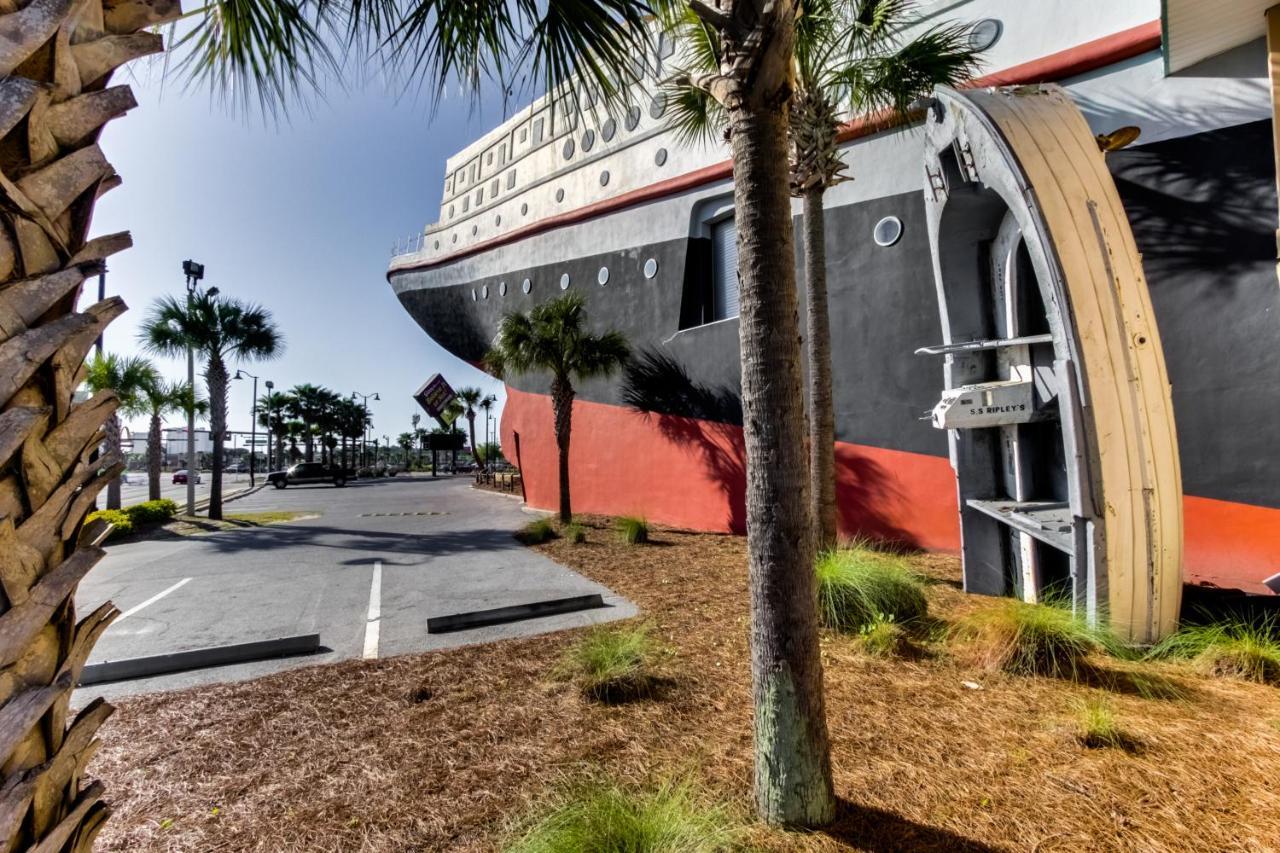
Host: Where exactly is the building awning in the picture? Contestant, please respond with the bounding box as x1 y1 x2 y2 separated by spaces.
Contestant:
1163 0 1273 72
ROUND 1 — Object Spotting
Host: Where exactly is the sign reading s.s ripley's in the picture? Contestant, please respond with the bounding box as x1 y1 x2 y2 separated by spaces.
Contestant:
414 374 458 427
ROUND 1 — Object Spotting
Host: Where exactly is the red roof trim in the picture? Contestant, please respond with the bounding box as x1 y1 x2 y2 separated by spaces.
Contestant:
391 20 1163 277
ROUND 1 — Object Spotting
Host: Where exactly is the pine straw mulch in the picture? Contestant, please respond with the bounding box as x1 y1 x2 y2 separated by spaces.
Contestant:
89 516 1280 852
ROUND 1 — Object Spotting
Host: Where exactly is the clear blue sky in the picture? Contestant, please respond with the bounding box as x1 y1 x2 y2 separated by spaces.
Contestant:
97 61 509 446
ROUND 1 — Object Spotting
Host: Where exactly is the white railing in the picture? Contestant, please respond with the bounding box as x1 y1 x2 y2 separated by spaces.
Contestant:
390 232 427 259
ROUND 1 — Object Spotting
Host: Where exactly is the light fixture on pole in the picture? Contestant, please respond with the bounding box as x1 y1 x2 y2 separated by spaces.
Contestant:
182 259 204 516
351 390 379 468
264 379 274 471
234 369 261 486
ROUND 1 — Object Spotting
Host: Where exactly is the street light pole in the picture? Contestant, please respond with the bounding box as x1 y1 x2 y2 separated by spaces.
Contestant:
351 390 379 469
235 370 260 486
264 379 274 471
182 260 204 516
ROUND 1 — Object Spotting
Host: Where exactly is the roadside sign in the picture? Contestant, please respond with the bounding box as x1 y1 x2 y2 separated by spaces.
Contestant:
414 374 458 428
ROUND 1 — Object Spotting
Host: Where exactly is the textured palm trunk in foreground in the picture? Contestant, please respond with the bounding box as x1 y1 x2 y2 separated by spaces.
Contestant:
700 0 837 824
551 376 574 523
0 0 178 845
801 186 837 548
149 414 164 501
207 356 228 520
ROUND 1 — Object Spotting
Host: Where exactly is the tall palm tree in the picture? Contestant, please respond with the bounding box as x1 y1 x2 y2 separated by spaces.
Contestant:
486 293 628 522
140 291 283 520
258 390 293 471
456 387 497 470
84 353 158 509
285 420 308 463
666 0 980 547
139 377 206 501
287 384 328 462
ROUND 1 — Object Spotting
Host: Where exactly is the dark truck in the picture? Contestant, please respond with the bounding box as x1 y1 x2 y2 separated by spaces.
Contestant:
267 462 347 489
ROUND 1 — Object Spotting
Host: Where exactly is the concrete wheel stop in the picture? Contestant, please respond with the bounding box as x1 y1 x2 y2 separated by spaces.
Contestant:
79 634 323 686
427 594 606 633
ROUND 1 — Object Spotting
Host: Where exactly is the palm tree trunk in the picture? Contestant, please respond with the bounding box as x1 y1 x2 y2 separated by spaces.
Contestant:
304 427 314 462
467 411 480 471
207 356 228 520
730 74 836 825
803 187 838 548
105 414 124 509
551 376 574 523
149 413 164 501
0 0 175 844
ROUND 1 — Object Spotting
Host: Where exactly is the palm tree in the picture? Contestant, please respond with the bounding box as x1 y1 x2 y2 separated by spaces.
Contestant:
285 420 308 463
397 432 415 466
84 353 158 509
486 293 628 522
141 292 283 520
666 0 979 547
139 377 206 501
287 384 328 462
411 413 422 469
258 390 293 471
456 387 497 471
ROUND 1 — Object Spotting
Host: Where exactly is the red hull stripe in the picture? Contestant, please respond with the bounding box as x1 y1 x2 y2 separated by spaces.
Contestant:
501 385 1280 594
393 21 1164 277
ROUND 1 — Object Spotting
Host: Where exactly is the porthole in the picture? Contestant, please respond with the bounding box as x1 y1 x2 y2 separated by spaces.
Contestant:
969 19 1002 52
601 118 617 142
563 138 575 160
522 278 532 294
521 202 529 216
649 93 666 119
433 240 440 250
654 148 668 167
559 273 571 290
582 129 595 152
873 215 903 247
600 170 610 187
494 214 501 226
597 266 609 286
625 105 641 131
481 284 489 299
643 258 658 279
452 234 458 243
471 289 477 301
471 225 478 236
499 281 508 296
556 188 566 203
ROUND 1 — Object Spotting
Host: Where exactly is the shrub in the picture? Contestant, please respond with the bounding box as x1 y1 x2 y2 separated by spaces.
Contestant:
1150 616 1280 685
563 522 587 544
814 544 928 632
953 598 1104 679
517 517 557 545
858 612 909 658
1073 697 1138 750
125 498 178 525
506 780 737 853
616 516 649 545
557 624 666 703
86 509 133 540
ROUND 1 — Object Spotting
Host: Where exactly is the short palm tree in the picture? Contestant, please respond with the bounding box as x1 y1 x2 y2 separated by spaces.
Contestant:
486 293 629 522
139 377 206 501
456 387 497 470
84 353 159 509
140 291 283 520
666 0 980 547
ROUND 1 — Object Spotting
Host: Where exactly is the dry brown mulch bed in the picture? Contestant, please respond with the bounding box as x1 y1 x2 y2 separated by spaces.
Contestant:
90 516 1280 851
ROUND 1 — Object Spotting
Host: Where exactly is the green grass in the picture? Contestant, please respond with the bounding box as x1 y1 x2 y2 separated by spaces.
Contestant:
616 516 649 545
563 522 587 544
1149 616 1280 685
505 779 739 853
1073 697 1138 750
953 598 1108 679
557 624 666 703
857 612 909 658
814 543 928 632
518 517 557 545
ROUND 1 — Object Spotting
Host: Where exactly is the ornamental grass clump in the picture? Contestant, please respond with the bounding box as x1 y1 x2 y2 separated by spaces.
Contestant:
517 517 557 545
814 543 928 632
557 624 666 703
953 598 1104 679
616 516 649 545
1073 697 1140 751
858 612 909 658
563 522 587 544
505 779 738 853
1150 616 1280 686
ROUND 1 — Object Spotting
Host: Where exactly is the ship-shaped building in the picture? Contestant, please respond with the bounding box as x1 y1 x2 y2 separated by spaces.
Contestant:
389 0 1280 611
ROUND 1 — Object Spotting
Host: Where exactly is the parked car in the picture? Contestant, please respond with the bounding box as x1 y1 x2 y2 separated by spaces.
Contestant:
172 469 202 485
267 462 347 489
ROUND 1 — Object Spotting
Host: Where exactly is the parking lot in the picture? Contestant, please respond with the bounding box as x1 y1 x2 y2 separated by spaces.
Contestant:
75 475 633 701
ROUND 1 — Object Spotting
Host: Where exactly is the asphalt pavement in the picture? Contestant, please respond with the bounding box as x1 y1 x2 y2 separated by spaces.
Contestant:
116 471 254 506
74 475 634 702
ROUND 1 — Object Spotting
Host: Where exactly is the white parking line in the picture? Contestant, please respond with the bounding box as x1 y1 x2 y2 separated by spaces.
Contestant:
362 561 382 659
115 578 192 625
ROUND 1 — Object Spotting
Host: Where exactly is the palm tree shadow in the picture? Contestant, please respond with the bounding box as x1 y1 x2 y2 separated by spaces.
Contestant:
817 798 1002 852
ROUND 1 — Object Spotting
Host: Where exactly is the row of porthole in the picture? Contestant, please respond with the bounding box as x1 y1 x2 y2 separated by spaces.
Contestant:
433 148 671 251
471 257 660 301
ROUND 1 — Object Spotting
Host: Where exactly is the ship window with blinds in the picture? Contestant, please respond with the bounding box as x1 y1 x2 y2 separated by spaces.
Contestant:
709 217 739 321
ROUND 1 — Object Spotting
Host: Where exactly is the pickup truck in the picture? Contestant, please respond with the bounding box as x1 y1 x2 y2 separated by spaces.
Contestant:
267 462 347 489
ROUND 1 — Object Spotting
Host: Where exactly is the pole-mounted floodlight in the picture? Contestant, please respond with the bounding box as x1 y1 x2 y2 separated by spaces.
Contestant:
182 260 205 516
234 370 261 486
